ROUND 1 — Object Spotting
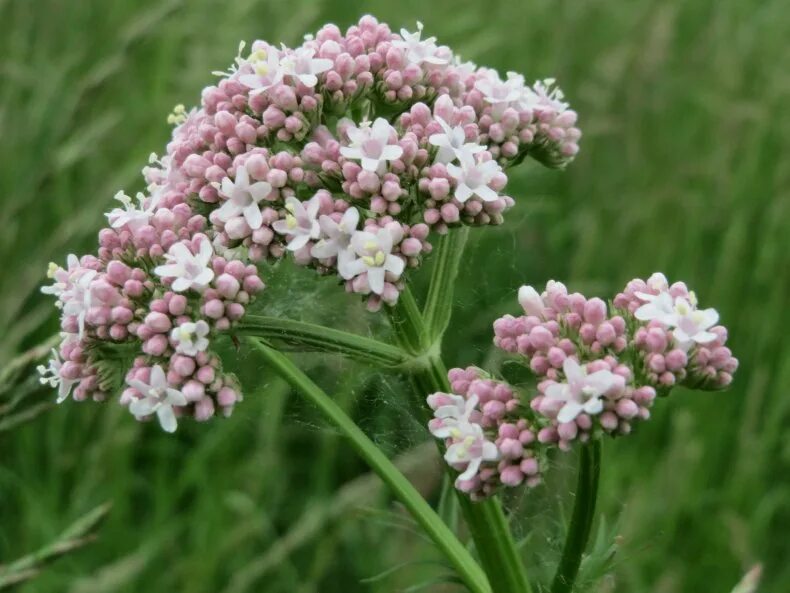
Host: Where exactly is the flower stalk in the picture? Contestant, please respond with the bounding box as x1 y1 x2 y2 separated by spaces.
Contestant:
250 339 491 593
551 441 602 593
389 226 533 593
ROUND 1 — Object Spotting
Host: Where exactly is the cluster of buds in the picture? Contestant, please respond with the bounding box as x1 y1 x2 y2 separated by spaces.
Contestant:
38 15 580 431
428 367 543 500
430 273 738 497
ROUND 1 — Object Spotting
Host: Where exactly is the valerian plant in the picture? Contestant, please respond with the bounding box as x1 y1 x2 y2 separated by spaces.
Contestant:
37 15 737 593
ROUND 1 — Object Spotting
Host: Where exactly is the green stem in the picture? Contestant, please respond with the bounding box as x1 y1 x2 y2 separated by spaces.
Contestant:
389 288 533 593
236 315 407 367
422 227 469 344
250 340 491 593
551 441 602 593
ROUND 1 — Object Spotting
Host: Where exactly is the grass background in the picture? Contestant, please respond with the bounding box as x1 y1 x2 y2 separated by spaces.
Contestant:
1 0 789 591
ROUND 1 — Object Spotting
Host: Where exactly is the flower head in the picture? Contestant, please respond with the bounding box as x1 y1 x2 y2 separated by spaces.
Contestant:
154 236 214 292
127 365 187 433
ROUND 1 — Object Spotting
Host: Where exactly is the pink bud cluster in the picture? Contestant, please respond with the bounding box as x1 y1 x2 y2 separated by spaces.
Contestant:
613 276 738 389
491 275 737 449
40 16 581 431
427 367 543 501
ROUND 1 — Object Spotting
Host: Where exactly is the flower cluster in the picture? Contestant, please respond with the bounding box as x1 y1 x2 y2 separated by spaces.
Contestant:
38 15 580 431
429 273 738 496
428 367 543 500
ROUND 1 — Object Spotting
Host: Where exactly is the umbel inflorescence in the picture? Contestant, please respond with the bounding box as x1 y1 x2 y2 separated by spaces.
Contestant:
38 16 581 432
428 273 738 499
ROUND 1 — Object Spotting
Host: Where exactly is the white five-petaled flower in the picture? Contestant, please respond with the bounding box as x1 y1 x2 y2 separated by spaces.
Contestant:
428 116 485 164
429 393 480 439
237 46 284 94
340 227 405 295
392 21 449 66
669 297 719 349
106 191 156 232
278 46 333 88
154 237 214 293
544 358 622 424
272 195 321 251
339 118 404 174
217 165 272 230
310 207 360 269
518 285 546 318
475 71 526 109
37 349 78 403
634 290 677 325
171 320 210 356
446 149 501 203
635 290 719 348
127 365 187 433
444 422 499 483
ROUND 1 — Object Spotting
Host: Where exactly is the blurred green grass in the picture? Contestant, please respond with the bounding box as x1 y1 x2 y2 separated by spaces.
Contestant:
1 0 789 591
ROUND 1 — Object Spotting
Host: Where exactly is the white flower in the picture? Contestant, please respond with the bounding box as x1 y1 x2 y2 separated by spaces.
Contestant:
446 149 501 203
340 228 405 295
278 46 333 87
518 285 545 318
429 394 479 439
62 268 98 339
444 422 499 483
544 358 621 423
41 254 80 301
217 165 272 230
171 320 210 356
310 207 359 269
127 365 187 433
671 298 719 349
37 349 78 404
635 290 719 348
237 45 283 94
634 291 677 325
428 116 485 164
524 78 569 112
154 237 214 293
475 71 526 108
272 195 321 251
392 21 449 66
339 118 403 174
106 191 155 232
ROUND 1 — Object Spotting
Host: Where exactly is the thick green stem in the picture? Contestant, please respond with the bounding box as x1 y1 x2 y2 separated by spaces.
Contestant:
551 441 602 593
236 315 407 367
389 288 533 593
250 340 491 593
